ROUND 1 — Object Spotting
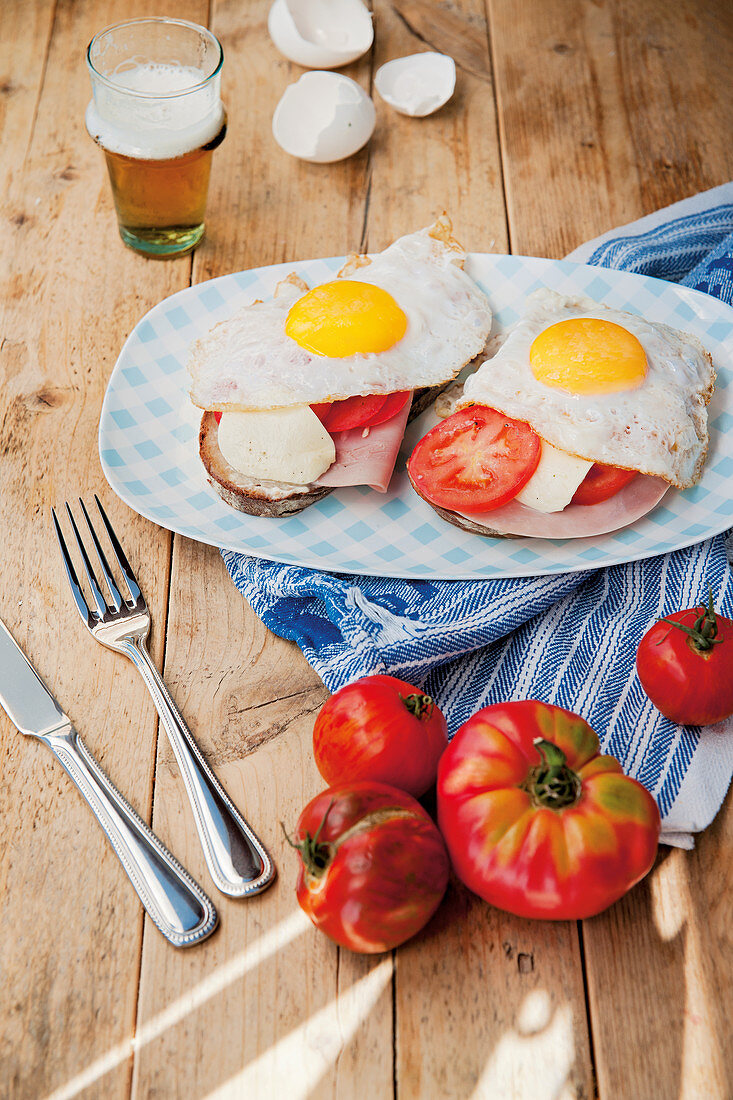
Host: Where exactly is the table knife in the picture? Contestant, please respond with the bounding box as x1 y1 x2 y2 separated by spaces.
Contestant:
0 617 218 947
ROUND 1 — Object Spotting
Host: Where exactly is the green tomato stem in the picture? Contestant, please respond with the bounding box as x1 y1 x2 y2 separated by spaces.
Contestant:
282 800 335 878
659 586 723 654
400 692 434 719
523 737 582 811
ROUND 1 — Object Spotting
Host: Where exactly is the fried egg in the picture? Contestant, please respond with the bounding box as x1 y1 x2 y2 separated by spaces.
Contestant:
459 289 715 489
188 218 493 411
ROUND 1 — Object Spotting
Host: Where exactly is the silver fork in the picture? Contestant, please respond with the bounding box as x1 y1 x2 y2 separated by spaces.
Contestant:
53 496 275 898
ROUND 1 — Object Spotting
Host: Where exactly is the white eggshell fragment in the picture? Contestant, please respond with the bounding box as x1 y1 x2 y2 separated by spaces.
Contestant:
272 72 376 162
375 52 456 117
268 0 373 70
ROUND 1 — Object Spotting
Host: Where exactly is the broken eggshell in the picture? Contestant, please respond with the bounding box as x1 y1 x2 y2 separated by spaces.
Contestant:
268 0 374 70
375 52 456 117
272 71 376 162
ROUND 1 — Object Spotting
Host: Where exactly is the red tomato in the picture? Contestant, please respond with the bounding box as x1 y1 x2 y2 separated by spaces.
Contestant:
313 674 449 797
437 701 660 920
311 392 410 433
571 463 638 505
312 394 387 431
288 782 450 953
407 406 541 513
636 592 733 725
309 401 333 424
218 394 410 434
361 390 410 427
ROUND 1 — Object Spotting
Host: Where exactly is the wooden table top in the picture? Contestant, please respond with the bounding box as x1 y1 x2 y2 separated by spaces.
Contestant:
2 1 732 1097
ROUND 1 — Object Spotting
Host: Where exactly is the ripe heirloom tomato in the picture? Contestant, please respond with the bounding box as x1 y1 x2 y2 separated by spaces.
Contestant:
437 701 660 921
288 782 450 953
636 592 733 726
313 675 448 797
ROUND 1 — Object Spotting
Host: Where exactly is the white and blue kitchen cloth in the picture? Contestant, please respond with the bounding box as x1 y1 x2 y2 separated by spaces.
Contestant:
224 184 733 848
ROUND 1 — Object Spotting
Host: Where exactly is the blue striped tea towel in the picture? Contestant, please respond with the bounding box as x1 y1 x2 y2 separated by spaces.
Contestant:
224 184 733 848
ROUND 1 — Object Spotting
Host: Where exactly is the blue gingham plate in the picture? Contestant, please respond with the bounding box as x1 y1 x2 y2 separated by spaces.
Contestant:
99 255 733 579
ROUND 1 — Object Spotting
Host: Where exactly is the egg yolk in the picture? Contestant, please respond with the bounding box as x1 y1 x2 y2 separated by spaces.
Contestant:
285 281 408 358
529 318 647 394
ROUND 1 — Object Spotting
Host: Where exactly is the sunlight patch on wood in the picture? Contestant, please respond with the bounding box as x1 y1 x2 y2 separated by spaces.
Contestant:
43 908 311 1100
650 855 687 941
200 957 394 1099
471 995 575 1099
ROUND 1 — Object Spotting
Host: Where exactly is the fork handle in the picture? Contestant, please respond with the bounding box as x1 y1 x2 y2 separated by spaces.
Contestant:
45 725 218 947
122 638 276 898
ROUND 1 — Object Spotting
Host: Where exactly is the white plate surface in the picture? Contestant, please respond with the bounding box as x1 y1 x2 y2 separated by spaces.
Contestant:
99 254 733 579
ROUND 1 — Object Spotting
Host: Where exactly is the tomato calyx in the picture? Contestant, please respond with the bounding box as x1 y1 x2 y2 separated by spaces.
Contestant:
285 802 418 879
400 692 435 720
659 589 723 655
282 802 335 879
521 738 582 810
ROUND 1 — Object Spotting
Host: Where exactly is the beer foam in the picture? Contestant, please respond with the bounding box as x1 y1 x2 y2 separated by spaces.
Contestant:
86 62 224 160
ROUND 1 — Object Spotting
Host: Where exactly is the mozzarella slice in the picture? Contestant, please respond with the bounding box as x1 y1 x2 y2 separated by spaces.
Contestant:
515 440 593 513
217 406 336 485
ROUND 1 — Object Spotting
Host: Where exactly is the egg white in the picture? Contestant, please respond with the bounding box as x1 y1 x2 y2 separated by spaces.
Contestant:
188 221 493 412
460 289 715 489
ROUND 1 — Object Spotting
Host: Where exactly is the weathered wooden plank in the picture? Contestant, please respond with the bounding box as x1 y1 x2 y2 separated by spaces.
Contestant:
194 0 372 280
583 812 732 1100
600 0 733 214
131 2 394 1097
488 0 643 257
0 1 206 1097
0 0 56 198
365 2 595 1097
367 0 508 254
397 891 592 1099
4 0 730 1096
489 0 733 258
488 1 733 1097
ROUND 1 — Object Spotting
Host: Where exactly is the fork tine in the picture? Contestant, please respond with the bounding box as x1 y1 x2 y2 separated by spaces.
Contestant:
78 498 124 611
64 502 108 619
52 507 94 626
93 495 142 605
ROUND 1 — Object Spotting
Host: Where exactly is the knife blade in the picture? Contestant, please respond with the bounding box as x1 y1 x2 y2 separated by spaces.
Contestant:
0 616 218 947
0 618 69 737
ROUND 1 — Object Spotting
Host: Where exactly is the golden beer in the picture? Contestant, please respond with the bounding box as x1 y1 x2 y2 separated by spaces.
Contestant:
86 19 225 257
97 120 226 253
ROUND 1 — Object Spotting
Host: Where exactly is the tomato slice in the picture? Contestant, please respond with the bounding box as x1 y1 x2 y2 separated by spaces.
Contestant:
309 402 331 424
408 406 541 513
361 390 410 427
312 394 387 431
215 393 411 433
311 391 410 432
571 463 638 506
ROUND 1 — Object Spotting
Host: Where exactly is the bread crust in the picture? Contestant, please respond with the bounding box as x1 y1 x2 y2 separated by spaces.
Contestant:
200 385 451 517
199 412 333 517
407 470 517 539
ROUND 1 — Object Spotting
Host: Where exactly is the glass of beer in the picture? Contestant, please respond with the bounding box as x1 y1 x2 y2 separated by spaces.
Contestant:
86 18 226 258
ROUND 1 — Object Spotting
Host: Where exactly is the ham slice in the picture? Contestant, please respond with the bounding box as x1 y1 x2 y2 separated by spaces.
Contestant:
455 473 670 538
316 399 412 493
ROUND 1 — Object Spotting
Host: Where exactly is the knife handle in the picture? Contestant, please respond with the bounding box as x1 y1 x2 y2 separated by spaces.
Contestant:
44 725 218 947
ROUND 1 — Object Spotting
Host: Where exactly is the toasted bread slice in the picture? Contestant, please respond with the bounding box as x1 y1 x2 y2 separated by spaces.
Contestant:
408 466 669 540
199 412 333 516
201 384 448 518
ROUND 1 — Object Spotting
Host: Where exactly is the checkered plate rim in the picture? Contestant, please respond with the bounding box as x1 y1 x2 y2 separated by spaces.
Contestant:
99 254 733 579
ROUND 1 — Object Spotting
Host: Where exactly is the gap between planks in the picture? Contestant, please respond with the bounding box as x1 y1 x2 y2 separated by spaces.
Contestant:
481 0 512 255
128 249 196 1098
20 0 58 176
